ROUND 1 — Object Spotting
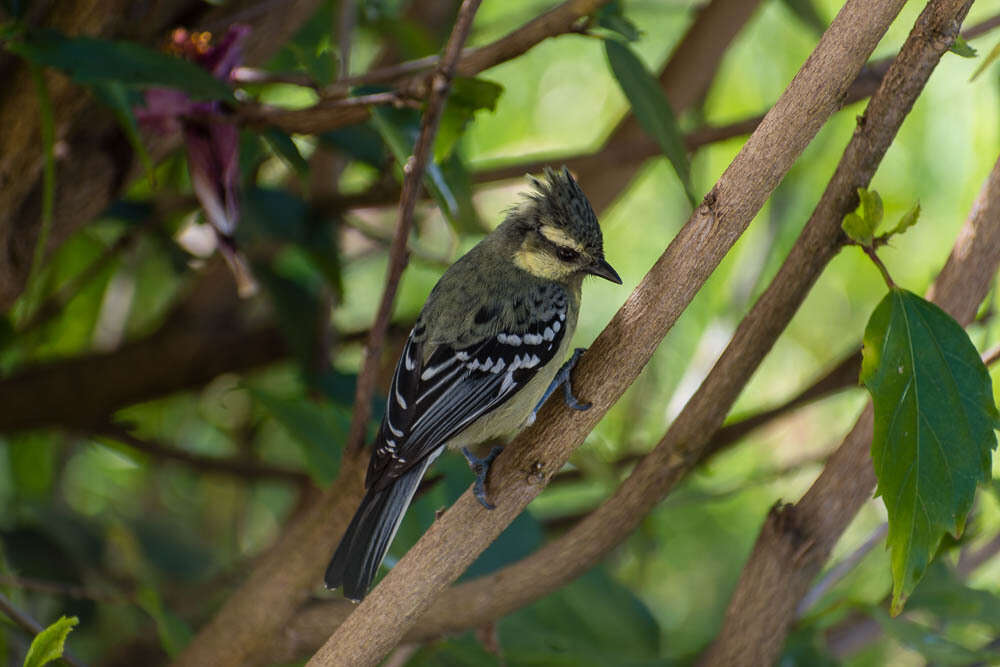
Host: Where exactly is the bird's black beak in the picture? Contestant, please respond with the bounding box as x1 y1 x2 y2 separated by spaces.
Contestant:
587 258 622 284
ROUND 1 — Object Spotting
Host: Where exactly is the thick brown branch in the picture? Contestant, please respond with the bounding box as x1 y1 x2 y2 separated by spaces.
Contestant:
705 30 999 663
305 1 907 663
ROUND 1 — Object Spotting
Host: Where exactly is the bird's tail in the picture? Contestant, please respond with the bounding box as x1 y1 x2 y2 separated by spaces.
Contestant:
325 455 436 600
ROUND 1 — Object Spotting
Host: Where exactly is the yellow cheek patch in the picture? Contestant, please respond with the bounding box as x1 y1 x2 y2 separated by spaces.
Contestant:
538 224 585 253
514 246 569 280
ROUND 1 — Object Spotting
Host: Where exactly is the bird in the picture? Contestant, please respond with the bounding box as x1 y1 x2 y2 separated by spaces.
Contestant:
325 167 621 601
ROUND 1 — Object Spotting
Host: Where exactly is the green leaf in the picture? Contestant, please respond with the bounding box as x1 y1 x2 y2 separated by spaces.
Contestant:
970 40 1000 81
23 615 78 667
594 1 641 42
779 0 828 36
434 77 503 162
858 187 883 228
9 29 234 101
252 389 345 484
907 561 1000 628
262 128 309 175
949 35 977 58
369 103 460 225
91 81 154 178
870 606 1000 664
604 39 696 207
889 202 920 237
841 211 874 246
861 288 999 613
136 586 192 657
499 568 660 664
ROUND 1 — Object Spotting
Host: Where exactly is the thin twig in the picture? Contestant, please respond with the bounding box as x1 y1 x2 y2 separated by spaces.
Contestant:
95 423 310 485
797 523 888 618
0 592 85 667
342 0 485 457
0 574 128 603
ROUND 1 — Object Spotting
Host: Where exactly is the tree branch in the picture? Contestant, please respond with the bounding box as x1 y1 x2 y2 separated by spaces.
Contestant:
344 0 483 457
302 1 908 663
93 423 310 484
705 66 999 667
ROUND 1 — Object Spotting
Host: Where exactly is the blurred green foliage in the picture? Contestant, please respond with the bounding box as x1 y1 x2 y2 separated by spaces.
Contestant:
1 0 1000 664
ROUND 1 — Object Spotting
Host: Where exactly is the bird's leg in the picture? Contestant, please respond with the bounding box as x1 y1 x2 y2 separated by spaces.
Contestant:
531 348 592 422
462 446 504 510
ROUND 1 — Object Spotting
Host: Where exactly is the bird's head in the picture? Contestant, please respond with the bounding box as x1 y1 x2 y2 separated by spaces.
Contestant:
506 167 622 285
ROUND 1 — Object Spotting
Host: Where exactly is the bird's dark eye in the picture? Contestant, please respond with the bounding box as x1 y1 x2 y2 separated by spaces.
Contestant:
556 246 580 262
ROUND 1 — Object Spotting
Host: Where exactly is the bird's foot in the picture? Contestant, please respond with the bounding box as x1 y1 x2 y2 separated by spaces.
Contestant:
462 445 504 510
533 347 592 419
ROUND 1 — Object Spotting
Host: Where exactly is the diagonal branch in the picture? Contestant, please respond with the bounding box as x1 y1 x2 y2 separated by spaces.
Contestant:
705 62 999 667
305 0 908 663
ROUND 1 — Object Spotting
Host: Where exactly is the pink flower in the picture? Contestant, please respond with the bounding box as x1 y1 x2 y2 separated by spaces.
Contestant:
136 25 257 297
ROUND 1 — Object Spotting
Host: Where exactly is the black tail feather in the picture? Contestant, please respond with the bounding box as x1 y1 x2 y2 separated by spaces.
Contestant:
325 456 434 600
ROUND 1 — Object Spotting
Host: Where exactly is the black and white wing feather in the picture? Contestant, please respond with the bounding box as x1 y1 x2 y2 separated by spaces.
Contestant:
366 296 569 491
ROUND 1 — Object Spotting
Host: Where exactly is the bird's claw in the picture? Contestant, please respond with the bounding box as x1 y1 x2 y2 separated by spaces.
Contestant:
462 445 504 510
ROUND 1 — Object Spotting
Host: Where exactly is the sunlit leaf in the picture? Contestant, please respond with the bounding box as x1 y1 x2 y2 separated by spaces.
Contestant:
949 35 977 58
841 211 874 246
434 77 503 162
604 39 696 207
862 288 998 613
23 615 78 667
9 29 235 101
888 202 920 237
858 187 883 228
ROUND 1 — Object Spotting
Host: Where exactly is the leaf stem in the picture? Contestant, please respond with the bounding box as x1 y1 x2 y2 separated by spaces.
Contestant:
864 245 896 288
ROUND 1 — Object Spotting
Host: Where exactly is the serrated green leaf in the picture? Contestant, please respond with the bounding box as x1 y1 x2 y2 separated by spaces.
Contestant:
889 202 920 237
604 39 696 207
9 29 234 101
861 288 998 614
779 0 827 36
870 606 1000 664
858 187 883 228
970 40 1000 81
595 1 641 42
23 615 78 667
949 35 977 58
434 77 503 162
252 389 345 484
841 211 874 246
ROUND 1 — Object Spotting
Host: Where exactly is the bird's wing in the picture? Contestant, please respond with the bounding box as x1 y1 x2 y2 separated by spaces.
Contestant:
366 296 569 491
